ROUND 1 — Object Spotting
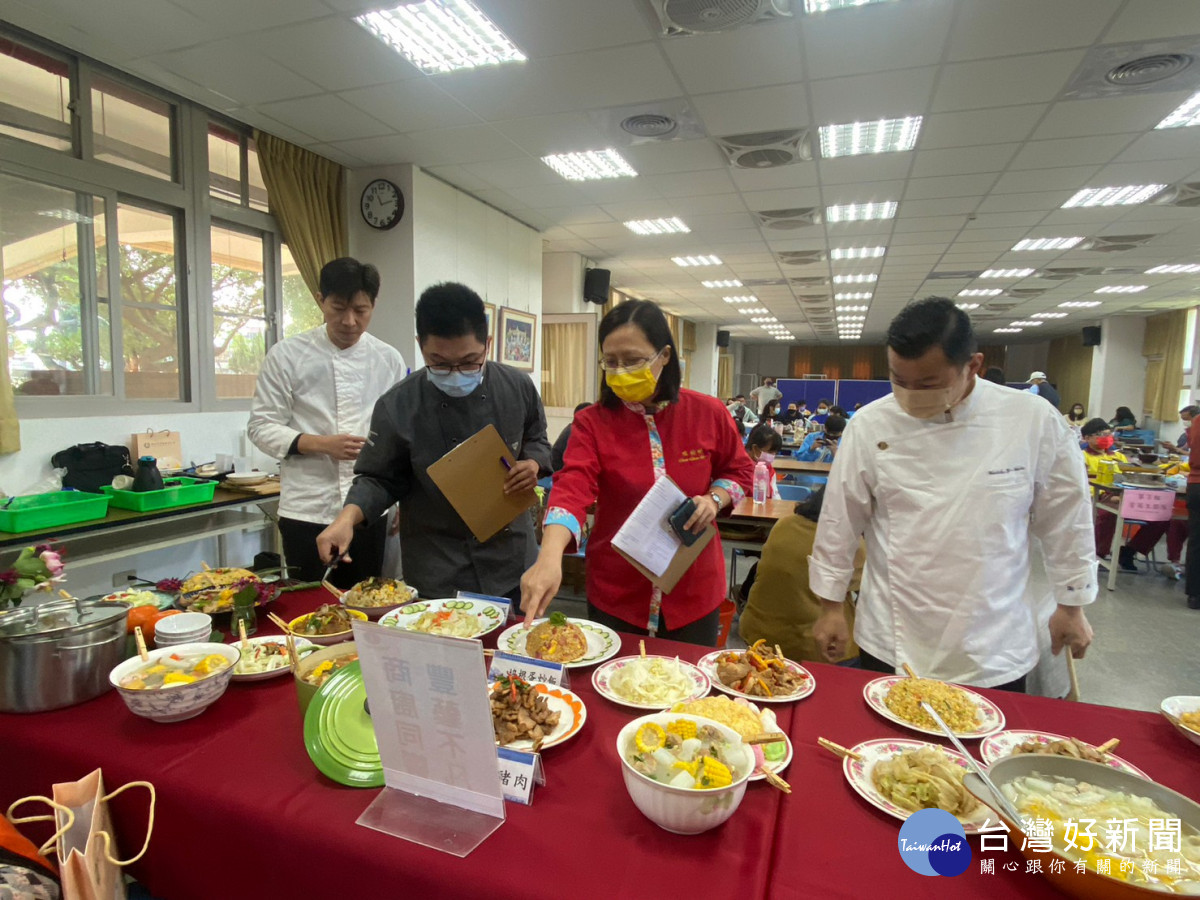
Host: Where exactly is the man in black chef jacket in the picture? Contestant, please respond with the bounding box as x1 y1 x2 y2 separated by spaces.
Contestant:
317 282 551 600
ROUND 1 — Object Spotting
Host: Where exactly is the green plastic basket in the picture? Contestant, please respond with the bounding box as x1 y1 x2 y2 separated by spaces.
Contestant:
0 491 110 534
100 476 218 512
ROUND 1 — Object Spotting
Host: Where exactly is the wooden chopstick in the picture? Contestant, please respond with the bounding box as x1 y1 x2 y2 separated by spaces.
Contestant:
238 618 250 651
1095 738 1120 755
321 579 343 598
817 737 863 761
284 634 299 669
267 612 292 634
746 732 788 746
1065 651 1081 702
902 663 918 680
760 769 791 794
639 639 646 659
134 626 149 661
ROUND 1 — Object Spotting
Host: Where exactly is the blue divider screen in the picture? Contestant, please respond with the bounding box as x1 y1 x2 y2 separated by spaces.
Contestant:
835 380 892 411
776 378 836 411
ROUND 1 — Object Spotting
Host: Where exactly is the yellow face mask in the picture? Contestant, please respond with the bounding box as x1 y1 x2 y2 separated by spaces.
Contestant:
606 353 661 404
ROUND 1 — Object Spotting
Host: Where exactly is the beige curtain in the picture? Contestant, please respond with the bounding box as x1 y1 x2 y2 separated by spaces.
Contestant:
542 322 591 407
0 311 19 452
718 352 733 399
1047 334 1094 415
1142 309 1188 420
253 131 347 297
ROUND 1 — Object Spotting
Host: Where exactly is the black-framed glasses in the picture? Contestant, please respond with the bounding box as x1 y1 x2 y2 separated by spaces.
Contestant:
426 360 486 376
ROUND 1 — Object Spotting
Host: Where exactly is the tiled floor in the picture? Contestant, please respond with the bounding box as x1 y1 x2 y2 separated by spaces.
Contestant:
551 547 1197 714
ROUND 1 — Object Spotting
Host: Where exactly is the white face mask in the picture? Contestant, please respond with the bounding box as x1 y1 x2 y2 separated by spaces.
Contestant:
891 384 958 419
759 452 776 465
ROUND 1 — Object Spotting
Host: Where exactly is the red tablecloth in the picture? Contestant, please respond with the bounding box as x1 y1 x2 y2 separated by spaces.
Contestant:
2 588 1195 900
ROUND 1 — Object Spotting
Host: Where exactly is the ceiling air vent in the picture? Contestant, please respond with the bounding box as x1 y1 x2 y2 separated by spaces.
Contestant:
717 129 811 169
1037 267 1096 280
756 207 820 229
649 0 792 36
798 296 831 307
592 99 707 145
926 270 982 280
1062 38 1200 100
1003 288 1046 299
788 276 829 287
1152 182 1200 207
988 302 1020 311
775 250 826 266
1080 234 1157 252
740 277 788 286
621 114 678 138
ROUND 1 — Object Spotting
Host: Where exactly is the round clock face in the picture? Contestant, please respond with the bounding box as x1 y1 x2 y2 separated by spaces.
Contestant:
360 179 403 230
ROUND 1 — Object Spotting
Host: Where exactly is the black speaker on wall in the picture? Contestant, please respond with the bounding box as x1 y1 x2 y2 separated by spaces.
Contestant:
716 330 731 348
583 268 610 304
1082 326 1102 347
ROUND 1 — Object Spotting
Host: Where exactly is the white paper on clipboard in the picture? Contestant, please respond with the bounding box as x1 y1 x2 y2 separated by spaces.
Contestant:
610 476 687 578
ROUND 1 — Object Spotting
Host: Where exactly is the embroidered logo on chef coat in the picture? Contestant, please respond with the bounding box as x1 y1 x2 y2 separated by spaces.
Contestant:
678 448 709 464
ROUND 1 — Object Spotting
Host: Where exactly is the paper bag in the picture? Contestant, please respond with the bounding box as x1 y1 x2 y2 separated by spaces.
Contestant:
51 771 155 900
131 429 182 470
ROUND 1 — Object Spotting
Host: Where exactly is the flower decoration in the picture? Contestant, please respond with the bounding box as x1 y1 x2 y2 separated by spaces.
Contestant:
155 577 184 593
0 544 67 609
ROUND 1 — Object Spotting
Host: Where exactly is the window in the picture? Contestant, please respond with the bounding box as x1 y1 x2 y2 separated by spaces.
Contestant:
0 37 72 152
281 244 321 337
1 173 110 396
117 204 182 398
91 75 174 180
208 121 269 212
211 224 268 399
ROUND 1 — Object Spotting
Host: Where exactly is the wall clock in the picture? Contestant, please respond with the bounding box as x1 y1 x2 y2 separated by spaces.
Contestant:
360 178 404 230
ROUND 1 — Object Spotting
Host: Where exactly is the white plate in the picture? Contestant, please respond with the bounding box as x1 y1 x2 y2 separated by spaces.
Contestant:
379 598 506 639
980 730 1149 779
225 472 269 486
591 655 711 710
842 738 994 833
742 702 792 783
495 617 620 669
231 635 315 682
862 676 1005 739
489 682 587 751
1161 695 1200 749
696 650 816 704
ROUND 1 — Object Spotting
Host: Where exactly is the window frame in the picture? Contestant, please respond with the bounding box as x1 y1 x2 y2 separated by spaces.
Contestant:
0 25 285 417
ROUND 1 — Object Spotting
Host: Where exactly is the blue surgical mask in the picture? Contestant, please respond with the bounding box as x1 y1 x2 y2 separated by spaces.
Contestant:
427 368 483 398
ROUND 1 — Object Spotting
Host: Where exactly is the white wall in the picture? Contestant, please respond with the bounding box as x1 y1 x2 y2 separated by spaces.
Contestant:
689 323 719 397
542 252 595 315
1088 316 1148 423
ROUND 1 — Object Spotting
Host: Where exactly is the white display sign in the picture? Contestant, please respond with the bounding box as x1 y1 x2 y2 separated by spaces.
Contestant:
495 747 545 805
488 650 568 688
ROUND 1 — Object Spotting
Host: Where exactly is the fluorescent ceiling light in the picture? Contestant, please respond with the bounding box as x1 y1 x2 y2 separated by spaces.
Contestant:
723 295 757 304
1095 285 1147 294
806 0 896 11
958 288 1002 297
702 279 742 288
354 0 525 74
1031 312 1068 319
774 335 795 341
838 315 866 321
833 273 878 284
737 307 769 315
1059 300 1102 308
624 217 689 235
979 268 1034 279
819 116 922 158
956 303 980 310
673 255 721 267
1010 321 1043 327
752 317 778 324
1011 236 1084 251
1156 90 1200 129
834 291 872 300
1146 264 1200 274
994 328 1022 333
1061 184 1167 208
825 201 898 223
837 305 869 311
830 246 886 260
542 149 637 181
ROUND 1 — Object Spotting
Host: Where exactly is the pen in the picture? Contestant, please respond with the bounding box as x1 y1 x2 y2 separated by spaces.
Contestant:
500 457 512 471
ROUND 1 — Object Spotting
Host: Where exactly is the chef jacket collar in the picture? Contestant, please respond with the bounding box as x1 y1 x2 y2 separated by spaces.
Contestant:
928 373 983 424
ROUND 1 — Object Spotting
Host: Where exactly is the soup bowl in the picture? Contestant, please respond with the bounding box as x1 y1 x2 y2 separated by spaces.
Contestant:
109 642 240 723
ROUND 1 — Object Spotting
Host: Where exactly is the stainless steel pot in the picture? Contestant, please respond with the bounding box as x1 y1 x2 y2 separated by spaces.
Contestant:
0 598 128 713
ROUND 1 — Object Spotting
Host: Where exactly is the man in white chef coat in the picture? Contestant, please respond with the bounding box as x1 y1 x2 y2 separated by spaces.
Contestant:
248 257 405 588
809 297 1095 691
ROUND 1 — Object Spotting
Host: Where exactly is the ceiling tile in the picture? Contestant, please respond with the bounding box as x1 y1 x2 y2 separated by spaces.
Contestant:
918 105 1047 150
242 111 321 147
1008 135 1136 170
809 67 938 123
326 134 418 166
690 85 808 136
945 0 1121 61
257 94 393 142
530 206 614 226
666 193 754 216
661 23 803 95
166 0 329 32
932 51 1087 113
799 0 953 79
738 188 822 210
638 170 739 198
904 174 996 200
37 0 223 57
482 0 654 56
817 155 914 186
1091 159 1199 185
399 124 527 166
623 140 727 176
491 112 610 157
895 197 982 217
909 144 1021 178
149 39 324 105
1032 91 1196 140
502 182 588 208
730 164 819 192
989 165 1099 194
978 191 1074 213
1101 0 1200 43
307 141 367 168
340 81 479 133
1114 129 1200 164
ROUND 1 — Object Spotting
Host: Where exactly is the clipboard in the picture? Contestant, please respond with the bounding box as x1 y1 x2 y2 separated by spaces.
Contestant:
614 524 715 594
426 424 537 543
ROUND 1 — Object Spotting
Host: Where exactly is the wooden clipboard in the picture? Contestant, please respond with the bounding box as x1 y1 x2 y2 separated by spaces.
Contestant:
614 521 716 594
426 424 536 543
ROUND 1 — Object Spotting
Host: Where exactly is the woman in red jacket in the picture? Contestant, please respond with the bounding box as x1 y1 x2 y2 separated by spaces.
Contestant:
520 300 755 644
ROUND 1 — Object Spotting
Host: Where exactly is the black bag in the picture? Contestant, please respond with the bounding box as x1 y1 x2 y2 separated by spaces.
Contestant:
50 442 134 493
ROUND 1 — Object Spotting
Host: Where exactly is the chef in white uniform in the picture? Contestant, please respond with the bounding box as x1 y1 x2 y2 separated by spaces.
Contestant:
808 297 1095 691
248 257 405 588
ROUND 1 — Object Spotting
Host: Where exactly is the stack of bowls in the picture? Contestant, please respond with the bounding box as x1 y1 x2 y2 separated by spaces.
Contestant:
154 612 212 648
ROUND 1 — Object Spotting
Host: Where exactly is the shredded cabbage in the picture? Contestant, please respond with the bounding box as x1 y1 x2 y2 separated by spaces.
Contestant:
610 657 695 705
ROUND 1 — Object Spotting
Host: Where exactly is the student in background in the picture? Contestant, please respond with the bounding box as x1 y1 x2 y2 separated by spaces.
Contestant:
750 377 782 414
1082 417 1128 562
810 400 832 426
1065 403 1087 425
551 402 591 472
794 414 846 463
1110 406 1138 433
739 487 863 664
727 393 758 436
745 424 782 499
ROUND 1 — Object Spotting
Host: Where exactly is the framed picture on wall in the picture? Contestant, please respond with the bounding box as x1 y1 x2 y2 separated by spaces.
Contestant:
483 302 497 360
498 307 536 372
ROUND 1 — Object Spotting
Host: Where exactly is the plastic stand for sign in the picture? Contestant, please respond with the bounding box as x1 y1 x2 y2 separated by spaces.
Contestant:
356 790 504 858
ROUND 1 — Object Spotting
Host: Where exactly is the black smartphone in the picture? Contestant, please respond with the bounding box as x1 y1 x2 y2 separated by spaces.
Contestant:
668 498 701 546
